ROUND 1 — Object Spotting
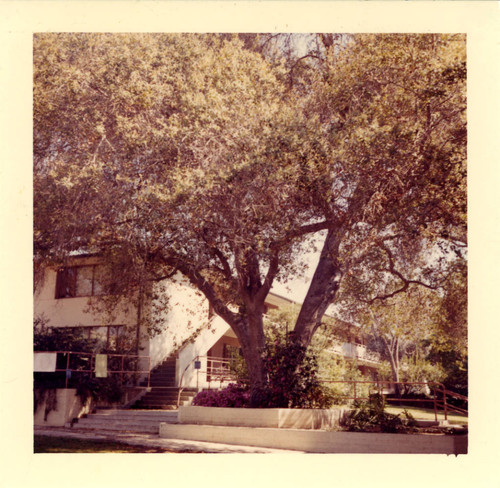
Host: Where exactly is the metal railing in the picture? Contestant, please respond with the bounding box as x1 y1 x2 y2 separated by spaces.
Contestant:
321 379 468 421
173 356 468 420
177 355 237 407
35 350 151 389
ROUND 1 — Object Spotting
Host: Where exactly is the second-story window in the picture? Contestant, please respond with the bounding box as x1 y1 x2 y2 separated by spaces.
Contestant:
55 265 109 298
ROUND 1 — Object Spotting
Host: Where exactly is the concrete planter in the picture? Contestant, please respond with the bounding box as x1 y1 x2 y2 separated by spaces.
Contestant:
159 422 467 454
166 406 468 454
178 405 347 430
34 388 92 427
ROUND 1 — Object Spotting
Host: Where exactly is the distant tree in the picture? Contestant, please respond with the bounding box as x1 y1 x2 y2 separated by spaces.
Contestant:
365 287 442 394
426 260 467 394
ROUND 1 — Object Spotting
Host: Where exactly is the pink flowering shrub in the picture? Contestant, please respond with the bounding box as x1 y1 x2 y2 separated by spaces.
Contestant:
192 383 250 408
191 340 334 409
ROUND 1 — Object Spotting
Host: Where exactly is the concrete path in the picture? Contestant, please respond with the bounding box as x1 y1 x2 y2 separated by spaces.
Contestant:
34 426 304 453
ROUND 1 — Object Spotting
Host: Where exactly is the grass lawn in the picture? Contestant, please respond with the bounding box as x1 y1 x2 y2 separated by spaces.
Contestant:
384 406 468 425
34 435 201 453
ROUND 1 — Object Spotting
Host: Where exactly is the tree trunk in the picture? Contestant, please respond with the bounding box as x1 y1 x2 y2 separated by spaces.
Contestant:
390 359 401 397
293 228 342 345
179 257 270 405
293 183 373 346
241 343 267 406
385 336 401 397
224 301 268 406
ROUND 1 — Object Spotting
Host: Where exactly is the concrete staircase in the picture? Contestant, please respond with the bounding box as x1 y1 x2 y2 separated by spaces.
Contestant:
74 409 178 434
131 355 197 410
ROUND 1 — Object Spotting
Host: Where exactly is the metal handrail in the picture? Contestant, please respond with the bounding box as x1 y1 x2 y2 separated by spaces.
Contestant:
34 350 151 389
433 387 468 416
176 355 237 407
173 357 468 419
320 379 468 421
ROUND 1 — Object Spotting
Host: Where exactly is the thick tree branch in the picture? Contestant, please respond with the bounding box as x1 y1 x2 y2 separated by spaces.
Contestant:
270 220 331 250
364 243 441 304
256 250 280 303
174 259 241 329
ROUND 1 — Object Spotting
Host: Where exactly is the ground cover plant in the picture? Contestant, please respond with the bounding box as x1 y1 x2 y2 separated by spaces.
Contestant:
341 394 467 434
385 405 468 425
342 394 417 433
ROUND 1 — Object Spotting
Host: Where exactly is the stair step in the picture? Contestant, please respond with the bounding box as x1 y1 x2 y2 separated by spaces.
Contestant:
142 391 195 397
138 397 195 404
132 401 194 409
129 354 198 410
136 396 195 403
91 410 178 420
78 418 161 427
140 391 195 400
137 402 192 407
75 422 160 434
73 409 179 434
133 404 181 410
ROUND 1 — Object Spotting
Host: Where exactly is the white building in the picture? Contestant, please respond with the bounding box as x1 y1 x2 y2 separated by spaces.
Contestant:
34 256 379 408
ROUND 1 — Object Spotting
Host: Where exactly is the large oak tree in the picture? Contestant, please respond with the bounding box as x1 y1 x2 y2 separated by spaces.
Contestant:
34 33 466 402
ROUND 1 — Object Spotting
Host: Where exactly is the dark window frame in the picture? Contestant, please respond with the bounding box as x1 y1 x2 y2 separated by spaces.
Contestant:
63 325 126 352
55 265 108 299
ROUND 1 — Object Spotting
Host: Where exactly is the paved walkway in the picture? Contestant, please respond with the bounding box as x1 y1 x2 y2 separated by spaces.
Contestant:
34 426 303 453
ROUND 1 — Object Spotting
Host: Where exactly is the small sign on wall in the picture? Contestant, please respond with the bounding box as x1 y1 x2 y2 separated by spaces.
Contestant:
95 354 108 378
34 352 57 372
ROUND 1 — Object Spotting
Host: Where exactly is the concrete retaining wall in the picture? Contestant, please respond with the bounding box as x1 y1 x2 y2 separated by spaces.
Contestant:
159 422 467 454
178 406 347 430
34 389 92 427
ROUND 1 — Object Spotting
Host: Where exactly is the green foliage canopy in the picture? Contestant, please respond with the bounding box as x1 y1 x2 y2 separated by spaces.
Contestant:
34 33 467 399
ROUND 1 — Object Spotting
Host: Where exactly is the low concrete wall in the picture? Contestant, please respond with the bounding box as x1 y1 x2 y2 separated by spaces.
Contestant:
178 406 347 430
159 423 467 454
34 389 92 427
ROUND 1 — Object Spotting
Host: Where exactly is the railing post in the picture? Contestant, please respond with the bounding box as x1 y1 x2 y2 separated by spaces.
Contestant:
442 385 448 421
353 381 357 402
147 357 151 388
432 386 438 422
65 352 70 389
121 355 124 386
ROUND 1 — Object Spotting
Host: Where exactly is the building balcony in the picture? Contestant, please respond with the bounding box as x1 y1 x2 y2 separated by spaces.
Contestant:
329 341 380 364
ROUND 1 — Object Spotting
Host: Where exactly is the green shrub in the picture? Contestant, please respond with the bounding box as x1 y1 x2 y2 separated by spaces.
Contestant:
75 376 124 404
342 394 416 433
257 338 335 409
34 318 99 353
